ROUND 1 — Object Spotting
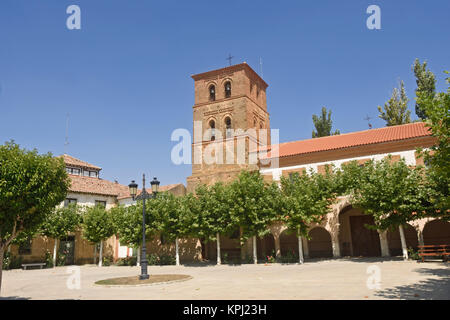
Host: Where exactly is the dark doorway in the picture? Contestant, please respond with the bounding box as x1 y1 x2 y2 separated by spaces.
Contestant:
350 216 381 257
59 236 75 265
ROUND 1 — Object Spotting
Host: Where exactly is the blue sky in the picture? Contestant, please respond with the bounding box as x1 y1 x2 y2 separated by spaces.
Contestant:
0 1 449 187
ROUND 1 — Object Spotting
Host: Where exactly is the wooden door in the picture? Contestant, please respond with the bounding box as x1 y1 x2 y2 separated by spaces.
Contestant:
350 216 381 257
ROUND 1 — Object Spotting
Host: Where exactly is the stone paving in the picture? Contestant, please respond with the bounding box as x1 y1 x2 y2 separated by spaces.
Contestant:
1 258 449 300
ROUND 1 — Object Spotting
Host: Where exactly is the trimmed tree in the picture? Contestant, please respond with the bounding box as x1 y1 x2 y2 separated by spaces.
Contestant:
39 203 81 267
378 80 411 126
229 171 278 264
0 141 70 293
81 205 115 267
280 168 337 263
194 182 236 265
154 193 192 266
347 157 429 260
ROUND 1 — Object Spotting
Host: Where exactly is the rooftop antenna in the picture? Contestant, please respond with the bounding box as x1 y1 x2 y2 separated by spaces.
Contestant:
226 54 234 66
259 57 263 78
64 113 70 154
364 114 373 129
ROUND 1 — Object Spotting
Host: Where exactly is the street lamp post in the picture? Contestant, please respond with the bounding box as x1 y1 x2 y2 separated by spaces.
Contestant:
128 174 160 280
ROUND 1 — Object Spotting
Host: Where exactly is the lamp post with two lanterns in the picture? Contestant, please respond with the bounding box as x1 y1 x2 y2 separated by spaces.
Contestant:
128 174 160 280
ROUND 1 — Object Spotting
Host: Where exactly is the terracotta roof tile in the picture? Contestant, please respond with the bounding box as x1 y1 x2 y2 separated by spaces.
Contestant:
61 154 102 170
263 122 432 159
68 174 184 199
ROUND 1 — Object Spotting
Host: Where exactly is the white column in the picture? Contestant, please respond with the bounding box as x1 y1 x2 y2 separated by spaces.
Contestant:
298 233 304 264
175 238 180 266
216 233 221 265
399 225 409 260
253 236 257 264
53 239 58 268
98 240 103 267
378 230 390 257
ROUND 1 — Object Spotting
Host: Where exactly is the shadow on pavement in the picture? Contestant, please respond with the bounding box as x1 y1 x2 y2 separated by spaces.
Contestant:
374 267 450 300
0 296 30 300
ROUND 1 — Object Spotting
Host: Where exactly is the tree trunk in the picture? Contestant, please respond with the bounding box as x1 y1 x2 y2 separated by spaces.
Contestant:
98 241 103 267
216 233 221 265
175 237 180 266
0 245 4 295
53 239 58 268
399 225 409 260
298 229 304 264
274 235 281 260
94 244 97 265
252 236 257 264
136 246 141 266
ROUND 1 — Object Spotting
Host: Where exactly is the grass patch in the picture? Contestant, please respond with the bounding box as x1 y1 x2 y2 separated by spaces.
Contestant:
95 274 191 286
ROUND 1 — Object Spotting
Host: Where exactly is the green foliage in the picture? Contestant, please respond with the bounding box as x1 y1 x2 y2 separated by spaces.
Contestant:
111 204 149 248
280 250 298 264
0 141 70 251
115 256 137 266
280 168 336 237
39 203 81 240
413 59 436 120
416 71 450 218
147 253 175 266
229 171 279 242
347 157 429 230
193 182 236 242
44 250 53 268
2 252 22 270
102 255 113 266
407 247 420 261
312 106 340 138
378 80 411 126
81 205 115 245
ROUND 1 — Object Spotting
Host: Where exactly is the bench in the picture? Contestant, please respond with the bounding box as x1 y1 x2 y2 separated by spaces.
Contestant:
418 245 450 262
21 263 46 270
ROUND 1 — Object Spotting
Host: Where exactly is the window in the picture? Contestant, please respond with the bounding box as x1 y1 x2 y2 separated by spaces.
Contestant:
64 198 78 207
209 120 216 141
66 167 81 175
19 238 32 255
209 85 216 101
89 171 98 178
225 117 232 138
83 170 90 177
224 81 231 98
95 200 106 208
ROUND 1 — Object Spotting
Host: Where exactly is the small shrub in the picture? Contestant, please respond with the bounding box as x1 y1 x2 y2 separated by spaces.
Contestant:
281 250 298 263
44 250 54 268
56 251 67 266
103 255 113 266
159 254 176 265
3 252 23 270
147 253 160 266
115 256 137 266
222 253 229 264
408 247 420 261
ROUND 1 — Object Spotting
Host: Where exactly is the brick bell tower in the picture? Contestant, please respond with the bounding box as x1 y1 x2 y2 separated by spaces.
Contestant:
186 63 270 194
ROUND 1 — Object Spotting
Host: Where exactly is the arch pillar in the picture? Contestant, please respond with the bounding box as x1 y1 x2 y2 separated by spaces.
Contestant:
378 230 390 257
269 221 287 260
330 233 341 258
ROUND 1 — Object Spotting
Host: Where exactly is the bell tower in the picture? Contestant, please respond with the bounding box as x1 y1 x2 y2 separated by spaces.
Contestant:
186 63 270 193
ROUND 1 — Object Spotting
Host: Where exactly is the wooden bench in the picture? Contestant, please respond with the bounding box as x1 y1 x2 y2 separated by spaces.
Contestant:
21 263 46 270
418 245 450 262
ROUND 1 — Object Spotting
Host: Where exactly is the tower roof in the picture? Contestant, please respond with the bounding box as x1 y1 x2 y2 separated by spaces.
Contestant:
191 62 268 89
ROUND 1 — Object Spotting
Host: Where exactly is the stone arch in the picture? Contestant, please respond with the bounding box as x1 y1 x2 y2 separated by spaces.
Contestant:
257 233 275 260
338 204 381 257
207 82 216 101
387 223 419 256
280 229 299 258
423 219 450 246
307 227 333 258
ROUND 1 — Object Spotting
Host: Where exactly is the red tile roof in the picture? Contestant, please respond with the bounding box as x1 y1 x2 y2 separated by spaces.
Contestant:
68 174 184 198
61 154 102 170
263 122 432 159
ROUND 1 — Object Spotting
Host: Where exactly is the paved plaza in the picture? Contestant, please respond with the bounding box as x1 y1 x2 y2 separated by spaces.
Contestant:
1 258 449 300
